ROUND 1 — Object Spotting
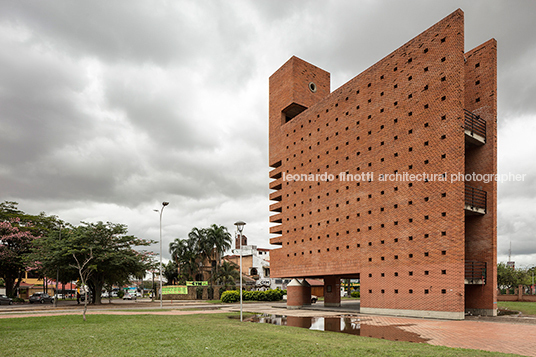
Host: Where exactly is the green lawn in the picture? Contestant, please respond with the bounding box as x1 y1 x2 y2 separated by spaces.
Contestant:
0 313 518 356
498 301 536 315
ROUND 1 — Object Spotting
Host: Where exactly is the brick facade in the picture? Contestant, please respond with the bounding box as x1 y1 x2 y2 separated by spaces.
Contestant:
268 9 497 319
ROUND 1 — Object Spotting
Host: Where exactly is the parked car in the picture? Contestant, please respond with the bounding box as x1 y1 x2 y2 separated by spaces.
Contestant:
0 294 13 305
29 292 54 304
79 293 91 302
123 293 136 300
282 294 318 304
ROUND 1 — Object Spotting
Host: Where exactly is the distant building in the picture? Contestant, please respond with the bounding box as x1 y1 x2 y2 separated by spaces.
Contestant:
225 234 286 289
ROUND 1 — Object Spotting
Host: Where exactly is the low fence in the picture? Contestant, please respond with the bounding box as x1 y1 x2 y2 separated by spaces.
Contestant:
497 285 536 302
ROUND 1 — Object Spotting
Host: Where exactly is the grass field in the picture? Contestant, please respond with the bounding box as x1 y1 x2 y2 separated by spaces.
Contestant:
498 301 536 315
0 313 518 356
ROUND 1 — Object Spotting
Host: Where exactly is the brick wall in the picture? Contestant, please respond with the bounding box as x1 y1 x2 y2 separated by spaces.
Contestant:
269 9 496 317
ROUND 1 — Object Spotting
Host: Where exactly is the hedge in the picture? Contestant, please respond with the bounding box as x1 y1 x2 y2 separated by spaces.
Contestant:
221 289 285 303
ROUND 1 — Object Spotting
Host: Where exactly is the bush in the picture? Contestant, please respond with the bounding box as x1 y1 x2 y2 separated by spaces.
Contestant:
266 289 284 301
220 289 285 303
117 290 125 298
221 290 239 303
350 291 360 298
13 297 25 303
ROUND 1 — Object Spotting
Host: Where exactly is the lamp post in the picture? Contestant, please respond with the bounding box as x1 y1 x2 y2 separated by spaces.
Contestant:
157 202 169 308
54 223 62 308
234 220 246 322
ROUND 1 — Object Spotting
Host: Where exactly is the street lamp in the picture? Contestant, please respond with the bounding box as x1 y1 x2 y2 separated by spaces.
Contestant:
54 223 62 308
234 220 246 322
156 202 169 308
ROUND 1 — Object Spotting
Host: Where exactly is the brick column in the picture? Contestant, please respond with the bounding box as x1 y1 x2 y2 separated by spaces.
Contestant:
287 278 311 309
324 275 341 307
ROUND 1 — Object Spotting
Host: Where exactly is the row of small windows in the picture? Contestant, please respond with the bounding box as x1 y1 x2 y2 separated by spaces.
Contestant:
286 248 448 257
286 154 449 171
285 228 447 242
285 193 447 208
367 269 447 278
283 184 447 202
281 194 448 227
285 241 448 254
285 134 449 165
285 212 447 226
368 289 449 294
286 113 447 146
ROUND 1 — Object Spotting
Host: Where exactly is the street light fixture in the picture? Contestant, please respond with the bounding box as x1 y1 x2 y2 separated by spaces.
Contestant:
234 220 246 322
157 202 169 308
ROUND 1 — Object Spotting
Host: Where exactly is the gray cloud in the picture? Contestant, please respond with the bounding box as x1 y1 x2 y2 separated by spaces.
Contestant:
1 0 535 265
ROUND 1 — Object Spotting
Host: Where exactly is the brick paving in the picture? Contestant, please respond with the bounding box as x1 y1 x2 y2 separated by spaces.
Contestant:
224 303 536 357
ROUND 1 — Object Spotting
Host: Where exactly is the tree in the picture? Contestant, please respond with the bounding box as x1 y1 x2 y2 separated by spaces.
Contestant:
0 201 60 297
169 237 199 282
215 261 239 289
71 248 94 321
0 201 60 237
0 219 38 297
497 263 531 291
163 261 179 285
203 224 232 279
33 221 156 305
169 225 232 285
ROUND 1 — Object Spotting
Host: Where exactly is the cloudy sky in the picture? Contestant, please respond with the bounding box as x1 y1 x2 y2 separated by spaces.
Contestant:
1 0 535 267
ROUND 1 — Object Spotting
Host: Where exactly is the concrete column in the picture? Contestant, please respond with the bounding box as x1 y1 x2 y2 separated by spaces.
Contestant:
324 275 341 307
518 284 524 301
287 278 311 309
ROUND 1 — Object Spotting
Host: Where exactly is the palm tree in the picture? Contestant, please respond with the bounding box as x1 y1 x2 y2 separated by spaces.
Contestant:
204 224 232 282
169 237 198 282
169 225 232 285
163 261 179 285
216 261 239 289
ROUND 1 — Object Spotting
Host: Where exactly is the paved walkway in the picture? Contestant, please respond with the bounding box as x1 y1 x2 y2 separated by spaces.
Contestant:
222 302 536 357
2 300 536 356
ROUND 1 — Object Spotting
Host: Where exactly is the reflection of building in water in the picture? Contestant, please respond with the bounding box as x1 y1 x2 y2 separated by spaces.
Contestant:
248 315 429 343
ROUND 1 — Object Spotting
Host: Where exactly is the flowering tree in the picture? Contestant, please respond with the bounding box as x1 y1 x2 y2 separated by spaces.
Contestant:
0 219 38 297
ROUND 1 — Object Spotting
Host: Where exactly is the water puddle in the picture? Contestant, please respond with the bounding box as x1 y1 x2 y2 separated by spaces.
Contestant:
243 314 429 343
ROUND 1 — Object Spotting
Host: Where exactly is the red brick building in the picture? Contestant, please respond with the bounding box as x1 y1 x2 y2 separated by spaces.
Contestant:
268 9 497 319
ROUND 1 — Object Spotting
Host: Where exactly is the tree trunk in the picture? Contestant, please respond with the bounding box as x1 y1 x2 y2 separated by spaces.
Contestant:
4 275 14 297
93 279 104 305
